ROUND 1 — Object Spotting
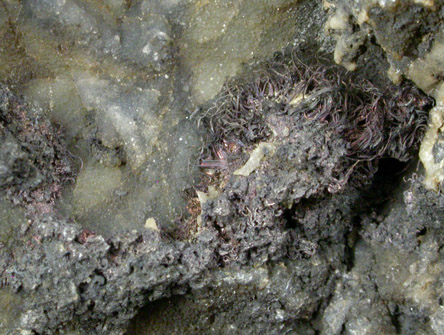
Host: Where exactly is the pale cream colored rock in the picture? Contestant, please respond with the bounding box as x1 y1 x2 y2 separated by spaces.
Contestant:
408 41 444 95
144 217 159 231
325 7 349 32
234 143 276 177
419 105 444 191
405 40 444 191
414 0 435 8
196 185 219 206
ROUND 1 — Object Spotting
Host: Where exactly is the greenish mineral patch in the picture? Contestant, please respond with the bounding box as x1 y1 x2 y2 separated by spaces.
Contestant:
0 287 23 333
180 0 302 103
0 197 25 251
0 0 310 235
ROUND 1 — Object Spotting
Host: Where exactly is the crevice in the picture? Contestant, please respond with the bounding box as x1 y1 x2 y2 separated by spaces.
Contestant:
283 206 297 229
344 223 360 271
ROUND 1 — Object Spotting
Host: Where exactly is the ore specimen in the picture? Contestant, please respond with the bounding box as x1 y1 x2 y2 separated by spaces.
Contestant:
1 0 444 335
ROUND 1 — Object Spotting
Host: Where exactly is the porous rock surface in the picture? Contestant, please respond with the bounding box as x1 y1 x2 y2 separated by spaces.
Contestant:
1 1 444 335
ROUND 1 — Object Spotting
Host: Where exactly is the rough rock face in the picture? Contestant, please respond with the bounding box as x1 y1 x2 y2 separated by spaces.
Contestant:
6 217 217 334
324 0 443 77
324 0 444 191
0 84 72 215
0 52 433 335
0 0 324 236
1 1 444 335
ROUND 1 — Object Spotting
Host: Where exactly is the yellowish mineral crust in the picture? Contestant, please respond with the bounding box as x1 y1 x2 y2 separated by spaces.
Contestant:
419 105 444 191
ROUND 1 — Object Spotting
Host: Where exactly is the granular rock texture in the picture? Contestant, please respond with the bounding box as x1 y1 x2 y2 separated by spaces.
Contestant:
0 84 71 215
6 217 216 334
128 256 340 335
324 0 444 80
0 0 326 236
0 49 434 335
324 0 444 192
1 1 444 335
